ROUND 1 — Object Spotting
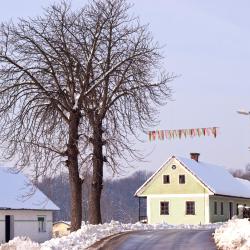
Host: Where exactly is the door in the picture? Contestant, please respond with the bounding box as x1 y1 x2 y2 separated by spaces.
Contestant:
5 215 14 242
229 202 233 219
5 215 10 242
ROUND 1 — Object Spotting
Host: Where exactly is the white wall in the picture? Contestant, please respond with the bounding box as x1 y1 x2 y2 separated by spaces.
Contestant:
0 210 53 243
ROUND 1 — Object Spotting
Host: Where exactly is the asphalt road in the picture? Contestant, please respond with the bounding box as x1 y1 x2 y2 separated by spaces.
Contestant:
89 229 217 250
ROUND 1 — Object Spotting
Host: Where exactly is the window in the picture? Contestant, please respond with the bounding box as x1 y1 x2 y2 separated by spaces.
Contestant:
172 165 176 170
160 202 169 215
214 201 217 215
38 216 46 232
236 203 239 215
186 201 195 215
229 202 233 219
179 175 185 184
220 202 224 215
163 175 170 184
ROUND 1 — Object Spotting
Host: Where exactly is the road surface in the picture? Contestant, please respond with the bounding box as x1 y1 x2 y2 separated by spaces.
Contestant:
89 229 216 250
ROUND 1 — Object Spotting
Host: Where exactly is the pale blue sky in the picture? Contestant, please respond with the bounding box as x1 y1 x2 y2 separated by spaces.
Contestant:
1 0 250 175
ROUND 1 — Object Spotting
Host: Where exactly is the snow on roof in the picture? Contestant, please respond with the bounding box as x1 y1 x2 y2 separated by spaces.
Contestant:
0 167 59 210
234 177 250 194
53 221 71 226
53 221 86 226
135 155 250 199
177 157 250 198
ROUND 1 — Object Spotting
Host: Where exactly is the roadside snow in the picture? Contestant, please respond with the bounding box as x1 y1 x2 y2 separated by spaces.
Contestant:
214 218 250 250
0 237 40 250
0 221 223 250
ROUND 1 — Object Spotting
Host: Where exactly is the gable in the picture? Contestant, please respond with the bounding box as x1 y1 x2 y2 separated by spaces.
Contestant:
135 157 212 196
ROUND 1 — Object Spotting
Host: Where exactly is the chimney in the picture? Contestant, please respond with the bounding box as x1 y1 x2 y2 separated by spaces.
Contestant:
190 153 200 162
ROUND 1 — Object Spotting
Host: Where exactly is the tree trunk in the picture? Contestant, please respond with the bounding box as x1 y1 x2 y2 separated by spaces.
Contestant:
67 111 82 232
88 123 103 224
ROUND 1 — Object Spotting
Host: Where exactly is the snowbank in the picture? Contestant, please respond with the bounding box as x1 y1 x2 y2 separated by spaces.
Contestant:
0 221 223 250
214 218 250 250
0 237 40 250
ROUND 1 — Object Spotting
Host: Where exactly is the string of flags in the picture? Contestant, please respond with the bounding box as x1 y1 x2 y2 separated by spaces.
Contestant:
148 127 218 141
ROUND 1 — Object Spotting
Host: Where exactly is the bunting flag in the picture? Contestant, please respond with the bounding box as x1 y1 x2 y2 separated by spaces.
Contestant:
148 127 219 141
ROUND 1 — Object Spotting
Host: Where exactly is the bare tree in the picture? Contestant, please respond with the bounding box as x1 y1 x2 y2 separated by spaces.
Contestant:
76 0 174 224
0 1 111 231
0 0 173 229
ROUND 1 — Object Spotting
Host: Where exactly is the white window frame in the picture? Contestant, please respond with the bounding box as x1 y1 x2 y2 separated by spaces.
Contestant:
160 201 169 215
186 201 195 215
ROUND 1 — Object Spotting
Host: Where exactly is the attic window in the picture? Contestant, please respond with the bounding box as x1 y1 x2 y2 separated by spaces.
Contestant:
179 175 185 184
163 175 170 184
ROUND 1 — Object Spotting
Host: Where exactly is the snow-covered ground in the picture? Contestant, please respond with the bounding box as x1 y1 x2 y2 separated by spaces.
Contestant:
0 220 223 250
214 218 250 250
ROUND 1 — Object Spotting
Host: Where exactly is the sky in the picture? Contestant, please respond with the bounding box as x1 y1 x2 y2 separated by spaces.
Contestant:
1 0 250 176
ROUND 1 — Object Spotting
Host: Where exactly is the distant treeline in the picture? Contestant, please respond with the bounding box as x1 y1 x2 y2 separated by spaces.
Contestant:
38 167 250 223
38 170 152 223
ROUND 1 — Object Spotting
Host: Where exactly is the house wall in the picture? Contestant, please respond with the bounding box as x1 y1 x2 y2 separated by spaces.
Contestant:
209 195 250 223
138 158 211 224
0 210 53 244
140 158 211 196
147 194 209 224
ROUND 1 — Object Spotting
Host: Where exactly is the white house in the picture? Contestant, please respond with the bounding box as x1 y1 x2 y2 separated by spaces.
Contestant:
0 167 59 243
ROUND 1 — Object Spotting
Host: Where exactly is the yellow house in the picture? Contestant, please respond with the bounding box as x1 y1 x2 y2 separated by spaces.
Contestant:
135 153 250 225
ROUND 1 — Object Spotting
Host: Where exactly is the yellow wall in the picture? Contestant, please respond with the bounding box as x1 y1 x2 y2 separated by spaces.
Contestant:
209 195 250 223
137 158 211 224
147 194 209 224
139 158 210 196
137 157 250 225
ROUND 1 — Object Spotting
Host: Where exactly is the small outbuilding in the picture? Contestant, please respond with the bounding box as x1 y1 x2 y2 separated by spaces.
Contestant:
52 221 70 237
0 167 59 243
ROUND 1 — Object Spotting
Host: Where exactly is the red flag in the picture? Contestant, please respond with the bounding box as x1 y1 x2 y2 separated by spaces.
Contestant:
178 130 182 139
191 129 196 137
202 128 206 136
152 131 156 140
148 131 152 141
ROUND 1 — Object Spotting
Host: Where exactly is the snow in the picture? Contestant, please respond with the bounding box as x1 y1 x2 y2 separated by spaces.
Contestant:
0 237 40 250
135 156 250 199
235 178 250 194
0 221 223 250
178 157 250 198
73 93 80 110
214 218 250 250
0 167 59 210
